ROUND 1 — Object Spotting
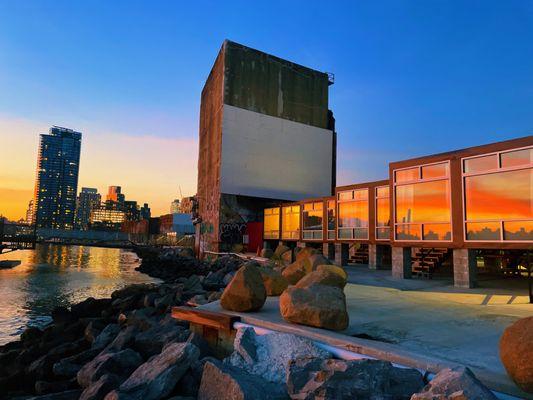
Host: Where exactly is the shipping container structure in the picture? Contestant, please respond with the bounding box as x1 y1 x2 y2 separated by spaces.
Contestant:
262 136 532 289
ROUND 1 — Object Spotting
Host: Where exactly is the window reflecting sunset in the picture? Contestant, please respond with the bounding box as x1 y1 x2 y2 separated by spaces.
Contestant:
394 161 451 241
337 189 369 240
263 207 280 239
302 201 323 240
463 147 532 242
281 205 300 240
375 185 390 240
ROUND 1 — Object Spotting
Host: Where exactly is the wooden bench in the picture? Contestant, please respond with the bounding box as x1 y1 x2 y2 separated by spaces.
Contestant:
172 306 241 358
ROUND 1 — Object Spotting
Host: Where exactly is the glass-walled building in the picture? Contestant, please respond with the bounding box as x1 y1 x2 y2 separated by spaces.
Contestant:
390 137 532 250
261 137 531 289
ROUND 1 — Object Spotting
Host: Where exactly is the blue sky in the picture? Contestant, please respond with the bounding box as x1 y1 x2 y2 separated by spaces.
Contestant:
0 1 532 218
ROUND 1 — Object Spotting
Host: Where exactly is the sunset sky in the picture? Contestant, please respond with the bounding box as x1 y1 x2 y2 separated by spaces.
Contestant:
1 1 532 220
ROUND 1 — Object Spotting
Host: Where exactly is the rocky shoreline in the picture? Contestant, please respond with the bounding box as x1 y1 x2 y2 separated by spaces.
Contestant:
0 247 242 400
0 246 523 399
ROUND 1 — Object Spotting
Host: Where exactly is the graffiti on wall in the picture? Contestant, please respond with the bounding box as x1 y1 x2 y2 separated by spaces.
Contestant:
219 222 246 245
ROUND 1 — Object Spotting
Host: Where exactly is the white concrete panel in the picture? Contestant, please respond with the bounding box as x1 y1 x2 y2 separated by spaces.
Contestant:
220 104 333 200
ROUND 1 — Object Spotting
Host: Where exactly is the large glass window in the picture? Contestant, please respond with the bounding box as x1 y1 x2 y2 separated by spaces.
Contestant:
282 205 300 240
463 147 533 242
337 189 369 239
327 200 336 240
375 186 390 240
394 162 452 241
302 202 323 240
263 207 280 240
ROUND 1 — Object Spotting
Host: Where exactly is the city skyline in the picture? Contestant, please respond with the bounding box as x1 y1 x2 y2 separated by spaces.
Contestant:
1 1 532 220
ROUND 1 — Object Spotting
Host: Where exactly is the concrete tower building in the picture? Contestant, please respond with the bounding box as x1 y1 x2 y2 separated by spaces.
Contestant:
196 40 336 254
33 126 82 229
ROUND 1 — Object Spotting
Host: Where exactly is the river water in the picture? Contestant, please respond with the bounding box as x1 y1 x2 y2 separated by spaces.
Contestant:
0 244 159 345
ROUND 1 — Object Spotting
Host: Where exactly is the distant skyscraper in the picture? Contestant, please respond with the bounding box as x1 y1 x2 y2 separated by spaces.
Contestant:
106 186 125 204
124 200 140 221
140 203 151 220
33 126 82 229
25 200 34 225
74 188 101 230
170 199 180 214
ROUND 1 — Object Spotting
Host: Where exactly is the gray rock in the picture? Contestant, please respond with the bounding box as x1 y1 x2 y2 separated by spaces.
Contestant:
92 324 120 350
143 293 158 308
85 321 104 344
154 293 174 310
35 378 77 395
77 349 143 388
134 320 189 358
223 272 236 285
126 308 158 331
186 331 212 359
183 275 202 291
118 342 200 400
103 390 135 400
411 367 497 400
287 357 424 400
53 359 83 378
187 294 207 306
80 373 122 400
198 360 288 400
225 327 330 383
27 389 83 400
53 348 101 378
105 326 138 352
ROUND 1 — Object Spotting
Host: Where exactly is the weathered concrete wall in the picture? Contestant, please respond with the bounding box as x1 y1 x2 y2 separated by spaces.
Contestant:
223 40 330 129
197 47 225 254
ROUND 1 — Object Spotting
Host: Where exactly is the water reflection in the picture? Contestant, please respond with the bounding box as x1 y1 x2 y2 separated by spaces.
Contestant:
0 244 159 345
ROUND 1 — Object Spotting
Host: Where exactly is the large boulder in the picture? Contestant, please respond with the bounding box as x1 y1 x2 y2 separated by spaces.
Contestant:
197 361 288 400
118 342 200 400
280 284 349 330
258 266 289 296
80 373 121 400
282 255 332 285
225 327 330 383
411 366 497 399
77 349 143 388
260 248 274 259
92 324 121 351
316 264 347 281
295 247 319 262
306 254 331 270
282 260 309 285
287 357 424 399
220 262 266 312
273 244 291 259
499 316 533 393
295 269 346 289
133 319 189 358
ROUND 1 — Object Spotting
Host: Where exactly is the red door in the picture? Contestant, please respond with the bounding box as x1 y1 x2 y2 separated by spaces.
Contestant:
246 222 263 254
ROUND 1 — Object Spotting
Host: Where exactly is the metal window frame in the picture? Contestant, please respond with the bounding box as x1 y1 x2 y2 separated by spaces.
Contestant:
336 188 369 240
301 201 324 241
375 185 390 241
393 160 453 242
461 145 533 243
